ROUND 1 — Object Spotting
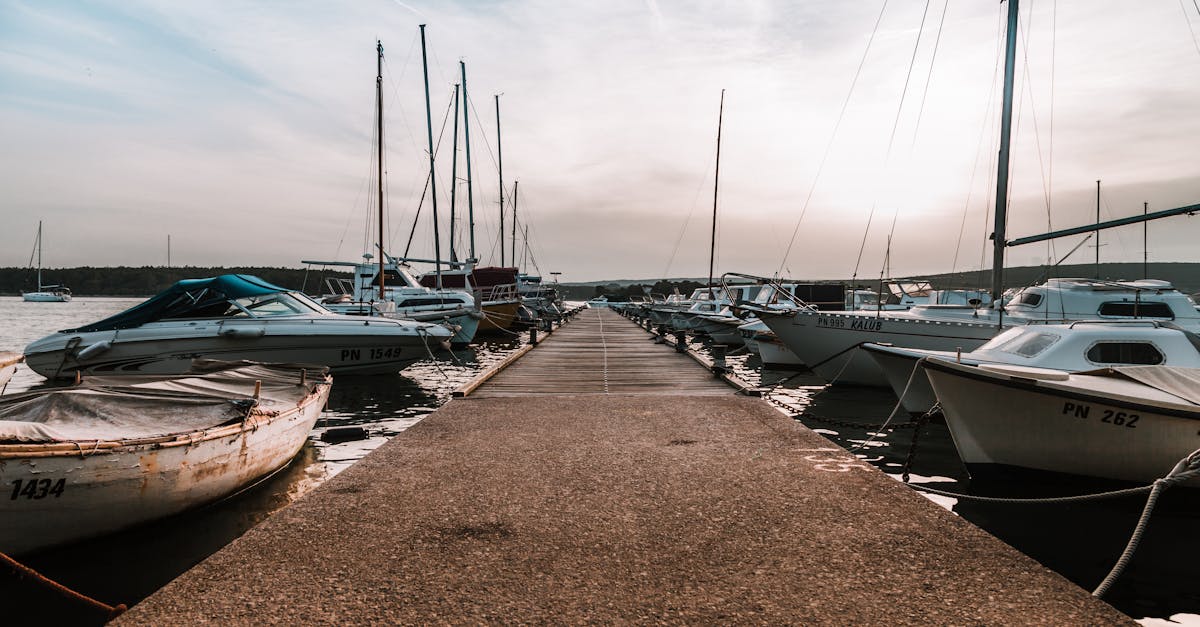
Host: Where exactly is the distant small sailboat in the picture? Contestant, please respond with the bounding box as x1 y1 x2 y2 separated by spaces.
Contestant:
22 221 71 302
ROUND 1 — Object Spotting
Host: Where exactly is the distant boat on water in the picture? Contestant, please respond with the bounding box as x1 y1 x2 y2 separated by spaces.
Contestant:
21 221 71 302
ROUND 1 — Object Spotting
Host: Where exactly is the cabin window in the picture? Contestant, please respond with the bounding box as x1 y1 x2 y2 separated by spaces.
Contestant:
397 298 462 307
1010 292 1043 307
1086 342 1164 365
996 332 1060 357
1097 302 1175 319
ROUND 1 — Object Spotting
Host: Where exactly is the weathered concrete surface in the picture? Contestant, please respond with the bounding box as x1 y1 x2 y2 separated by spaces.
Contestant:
119 395 1131 625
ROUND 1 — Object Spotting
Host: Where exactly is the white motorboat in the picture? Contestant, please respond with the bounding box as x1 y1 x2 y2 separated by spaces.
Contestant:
864 320 1200 415
740 320 805 368
23 274 452 379
21 221 71 303
753 278 1200 387
0 361 330 554
922 356 1200 485
0 352 22 390
305 255 482 348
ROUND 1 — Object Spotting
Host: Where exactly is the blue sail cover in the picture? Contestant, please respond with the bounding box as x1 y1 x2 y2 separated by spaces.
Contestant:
65 275 290 333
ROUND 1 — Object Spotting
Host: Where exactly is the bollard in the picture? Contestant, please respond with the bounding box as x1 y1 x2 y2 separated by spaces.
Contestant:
711 344 727 375
674 330 687 352
530 326 539 345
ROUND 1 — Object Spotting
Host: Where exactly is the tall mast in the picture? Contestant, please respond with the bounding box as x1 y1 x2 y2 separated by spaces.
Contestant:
990 0 1019 301
419 24 443 288
1094 179 1101 278
376 40 386 300
496 94 505 267
36 220 43 290
461 61 476 261
512 180 519 269
709 89 725 300
449 83 461 264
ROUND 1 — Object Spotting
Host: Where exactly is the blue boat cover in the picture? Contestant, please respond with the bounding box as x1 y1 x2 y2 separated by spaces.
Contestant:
65 275 290 333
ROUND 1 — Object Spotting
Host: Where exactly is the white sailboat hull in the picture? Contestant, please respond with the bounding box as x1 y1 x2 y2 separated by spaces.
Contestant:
758 309 1001 386
22 291 71 303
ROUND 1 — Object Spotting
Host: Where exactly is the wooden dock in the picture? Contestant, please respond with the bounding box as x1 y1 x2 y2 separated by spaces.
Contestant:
117 307 1131 625
471 308 731 397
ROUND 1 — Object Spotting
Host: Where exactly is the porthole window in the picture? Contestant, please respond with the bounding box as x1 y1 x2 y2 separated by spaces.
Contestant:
1098 302 1175 319
1086 342 1164 365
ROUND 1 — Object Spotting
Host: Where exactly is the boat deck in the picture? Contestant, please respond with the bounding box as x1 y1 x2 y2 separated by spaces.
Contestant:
118 308 1130 624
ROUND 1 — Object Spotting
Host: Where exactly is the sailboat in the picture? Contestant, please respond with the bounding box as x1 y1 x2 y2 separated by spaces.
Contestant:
305 37 481 346
745 0 1200 387
22 221 71 302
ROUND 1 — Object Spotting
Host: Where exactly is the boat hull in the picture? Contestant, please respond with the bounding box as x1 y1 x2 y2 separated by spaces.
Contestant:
477 301 523 334
24 318 446 379
22 292 70 303
924 359 1200 484
758 309 1002 386
0 379 330 554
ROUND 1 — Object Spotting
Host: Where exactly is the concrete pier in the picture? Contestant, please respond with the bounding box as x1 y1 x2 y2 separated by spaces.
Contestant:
118 309 1131 624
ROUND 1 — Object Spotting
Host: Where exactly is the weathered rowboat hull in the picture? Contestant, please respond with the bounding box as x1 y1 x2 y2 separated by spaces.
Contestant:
0 369 330 555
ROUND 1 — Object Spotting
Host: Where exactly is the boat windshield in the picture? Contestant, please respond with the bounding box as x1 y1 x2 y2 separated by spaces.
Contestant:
227 292 329 318
987 329 1061 358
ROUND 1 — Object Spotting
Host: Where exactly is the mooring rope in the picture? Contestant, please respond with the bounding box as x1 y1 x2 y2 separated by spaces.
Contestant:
1 551 126 620
905 449 1200 598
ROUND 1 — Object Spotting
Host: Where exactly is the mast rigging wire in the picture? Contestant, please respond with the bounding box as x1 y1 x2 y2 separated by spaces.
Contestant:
851 0 934 284
776 0 892 277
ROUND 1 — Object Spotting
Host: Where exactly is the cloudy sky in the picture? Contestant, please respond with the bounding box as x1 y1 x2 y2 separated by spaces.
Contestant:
3 1 1199 283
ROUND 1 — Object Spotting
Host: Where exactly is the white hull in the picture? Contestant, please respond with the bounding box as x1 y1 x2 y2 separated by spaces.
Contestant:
25 317 446 379
862 346 940 414
756 334 805 367
924 359 1200 484
758 309 1001 386
0 375 330 554
22 291 71 302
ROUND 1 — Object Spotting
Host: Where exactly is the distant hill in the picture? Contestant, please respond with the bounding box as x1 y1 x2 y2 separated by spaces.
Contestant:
0 266 350 297
561 262 1200 301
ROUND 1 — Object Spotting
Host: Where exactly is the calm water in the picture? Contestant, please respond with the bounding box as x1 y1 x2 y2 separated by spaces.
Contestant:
2 299 1195 624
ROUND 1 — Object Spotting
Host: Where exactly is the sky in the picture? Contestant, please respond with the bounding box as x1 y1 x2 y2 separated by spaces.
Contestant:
2 0 1200 283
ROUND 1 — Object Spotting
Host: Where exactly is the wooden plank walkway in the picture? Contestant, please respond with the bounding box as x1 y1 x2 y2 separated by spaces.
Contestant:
471 307 731 397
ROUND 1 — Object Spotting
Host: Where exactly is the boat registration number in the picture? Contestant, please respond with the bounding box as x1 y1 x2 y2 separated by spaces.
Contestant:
1062 402 1139 428
9 478 66 500
340 347 404 361
816 316 883 332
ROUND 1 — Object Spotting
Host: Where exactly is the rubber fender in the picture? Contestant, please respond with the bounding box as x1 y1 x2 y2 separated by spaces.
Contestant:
76 341 112 360
220 326 266 338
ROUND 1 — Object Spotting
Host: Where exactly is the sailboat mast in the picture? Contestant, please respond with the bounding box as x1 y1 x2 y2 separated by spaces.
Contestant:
36 220 43 290
990 0 1019 301
461 61 476 261
376 40 386 300
1095 179 1101 278
512 180 518 268
709 89 725 300
496 94 505 267
449 83 460 264
419 25 443 288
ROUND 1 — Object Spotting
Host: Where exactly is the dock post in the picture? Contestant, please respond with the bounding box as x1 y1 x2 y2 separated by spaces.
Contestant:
654 325 666 343
711 344 727 374
530 326 539 345
674 330 687 352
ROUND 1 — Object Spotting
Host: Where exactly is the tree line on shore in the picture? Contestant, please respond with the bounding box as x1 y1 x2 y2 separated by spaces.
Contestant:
0 266 350 297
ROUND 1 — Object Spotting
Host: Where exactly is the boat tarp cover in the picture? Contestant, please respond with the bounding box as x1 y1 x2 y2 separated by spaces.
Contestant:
1105 366 1200 406
0 361 327 443
65 274 290 333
